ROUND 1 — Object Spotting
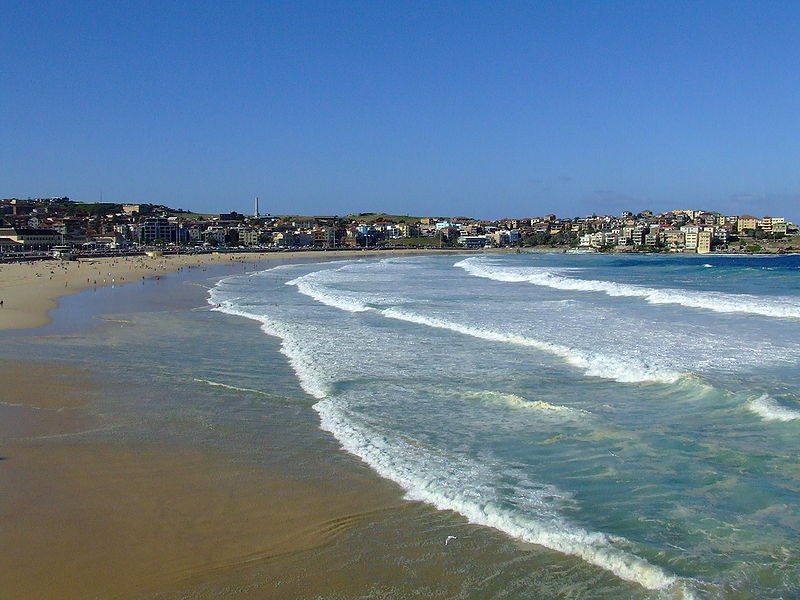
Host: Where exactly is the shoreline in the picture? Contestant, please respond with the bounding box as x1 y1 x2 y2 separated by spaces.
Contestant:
5 244 792 332
4 247 739 598
0 248 463 331
1 249 516 599
0 255 417 599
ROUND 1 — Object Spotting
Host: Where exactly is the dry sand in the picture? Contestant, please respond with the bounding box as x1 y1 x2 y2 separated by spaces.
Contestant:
0 249 444 331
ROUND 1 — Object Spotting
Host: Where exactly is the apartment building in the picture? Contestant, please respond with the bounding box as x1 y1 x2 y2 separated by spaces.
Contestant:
697 230 713 254
737 215 758 233
761 217 786 234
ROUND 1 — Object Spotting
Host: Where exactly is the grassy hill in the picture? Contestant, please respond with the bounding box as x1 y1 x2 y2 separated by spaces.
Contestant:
345 212 423 224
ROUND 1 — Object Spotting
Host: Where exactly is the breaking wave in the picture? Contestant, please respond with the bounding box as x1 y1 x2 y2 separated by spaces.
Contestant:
382 308 683 384
207 302 334 399
465 391 588 416
316 397 681 592
747 394 800 422
286 271 371 312
208 272 697 595
455 257 800 320
284 267 683 384
286 267 407 313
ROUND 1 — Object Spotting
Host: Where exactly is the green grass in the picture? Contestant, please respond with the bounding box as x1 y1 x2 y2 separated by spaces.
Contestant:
345 213 423 224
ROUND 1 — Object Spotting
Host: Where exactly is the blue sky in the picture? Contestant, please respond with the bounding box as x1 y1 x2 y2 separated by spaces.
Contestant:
3 1 799 221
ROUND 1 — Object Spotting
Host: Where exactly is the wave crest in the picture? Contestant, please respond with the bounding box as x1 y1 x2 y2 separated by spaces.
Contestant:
382 308 682 384
315 397 679 591
455 257 800 320
748 394 800 422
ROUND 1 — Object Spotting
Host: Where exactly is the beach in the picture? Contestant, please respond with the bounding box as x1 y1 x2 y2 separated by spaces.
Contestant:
0 249 455 331
5 250 799 598
0 251 405 599
1 248 555 600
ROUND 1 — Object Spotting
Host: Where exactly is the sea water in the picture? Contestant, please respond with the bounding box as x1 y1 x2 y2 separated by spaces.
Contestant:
209 252 800 599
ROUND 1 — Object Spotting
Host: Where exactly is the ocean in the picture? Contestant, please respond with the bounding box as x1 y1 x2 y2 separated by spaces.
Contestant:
206 251 800 599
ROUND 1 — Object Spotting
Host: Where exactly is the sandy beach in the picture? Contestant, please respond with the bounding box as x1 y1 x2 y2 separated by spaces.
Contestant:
0 251 409 599
0 249 454 331
0 248 514 599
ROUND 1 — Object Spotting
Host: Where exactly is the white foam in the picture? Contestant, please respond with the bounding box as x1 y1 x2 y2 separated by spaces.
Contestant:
315 397 679 591
747 394 800 422
207 297 333 399
209 275 693 594
194 378 271 397
287 272 371 313
455 257 800 320
286 266 408 313
522 399 584 414
382 308 682 384
280 266 681 384
465 391 586 415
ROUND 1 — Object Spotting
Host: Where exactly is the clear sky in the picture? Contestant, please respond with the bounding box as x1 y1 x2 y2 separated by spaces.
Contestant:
3 1 800 221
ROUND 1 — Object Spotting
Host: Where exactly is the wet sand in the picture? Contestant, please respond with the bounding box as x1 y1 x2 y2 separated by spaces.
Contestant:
0 333 416 598
0 252 466 599
0 252 413 599
2 438 409 599
0 249 605 600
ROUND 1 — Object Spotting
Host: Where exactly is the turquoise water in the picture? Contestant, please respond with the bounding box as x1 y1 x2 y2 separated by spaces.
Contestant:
210 252 800 599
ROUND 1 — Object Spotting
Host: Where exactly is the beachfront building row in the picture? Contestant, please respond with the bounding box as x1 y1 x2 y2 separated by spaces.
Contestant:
579 225 718 253
0 198 795 253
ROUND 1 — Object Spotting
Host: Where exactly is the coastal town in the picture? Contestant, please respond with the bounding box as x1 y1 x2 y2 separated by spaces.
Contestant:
0 196 796 256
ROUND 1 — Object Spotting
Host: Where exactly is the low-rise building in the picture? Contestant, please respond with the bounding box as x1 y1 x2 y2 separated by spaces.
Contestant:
139 217 176 243
661 229 685 250
0 227 62 250
459 235 490 248
232 226 260 246
762 217 786 234
682 226 700 251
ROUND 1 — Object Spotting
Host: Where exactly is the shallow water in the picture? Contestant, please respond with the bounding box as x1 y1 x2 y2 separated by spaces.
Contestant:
208 252 800 599
6 254 800 598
